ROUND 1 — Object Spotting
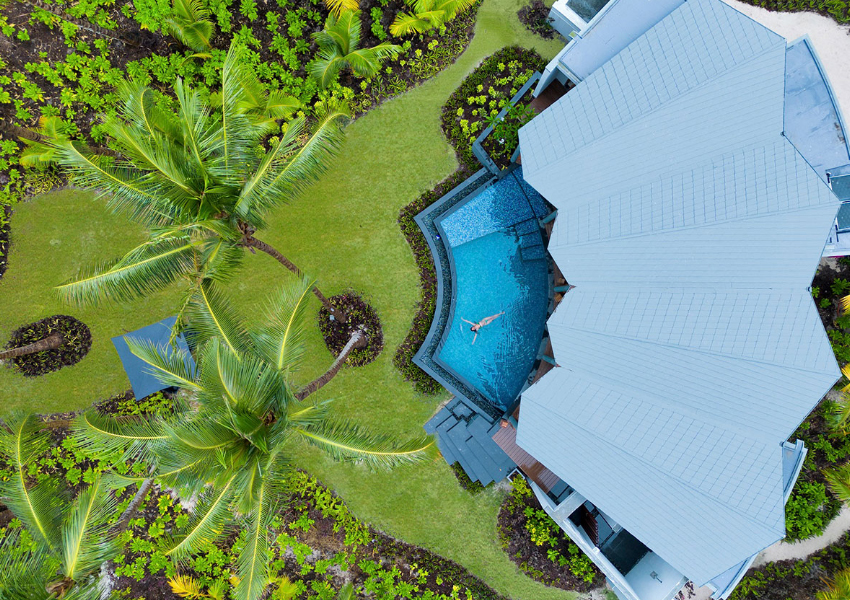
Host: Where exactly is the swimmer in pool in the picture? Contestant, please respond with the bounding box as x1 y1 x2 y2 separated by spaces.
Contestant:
461 312 505 345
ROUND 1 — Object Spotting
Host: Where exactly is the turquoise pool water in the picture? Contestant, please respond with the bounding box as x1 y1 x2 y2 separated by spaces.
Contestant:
435 171 550 408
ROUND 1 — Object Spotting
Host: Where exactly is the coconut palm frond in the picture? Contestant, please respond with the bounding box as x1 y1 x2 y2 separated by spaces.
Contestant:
173 78 216 177
49 138 176 227
234 102 349 222
324 0 358 17
200 237 244 283
55 237 203 306
125 337 202 392
263 92 302 120
825 464 850 505
295 420 436 469
72 410 167 465
61 474 122 581
0 527 56 600
0 413 63 552
233 471 280 600
433 0 475 19
163 477 236 563
211 43 260 182
186 280 250 357
333 9 360 53
253 277 315 375
841 364 850 393
388 11 435 35
286 399 334 427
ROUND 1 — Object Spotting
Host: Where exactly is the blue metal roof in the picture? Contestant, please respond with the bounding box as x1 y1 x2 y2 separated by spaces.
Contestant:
111 316 195 400
518 0 841 586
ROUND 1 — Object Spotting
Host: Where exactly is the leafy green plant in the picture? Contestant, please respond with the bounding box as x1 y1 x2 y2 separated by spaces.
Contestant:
389 0 476 35
164 0 215 51
309 10 400 88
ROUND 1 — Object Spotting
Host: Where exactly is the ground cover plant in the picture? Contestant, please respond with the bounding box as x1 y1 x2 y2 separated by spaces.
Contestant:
740 0 849 23
441 46 545 171
497 477 600 592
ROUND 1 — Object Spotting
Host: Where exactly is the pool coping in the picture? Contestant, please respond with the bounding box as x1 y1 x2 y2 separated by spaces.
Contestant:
413 166 551 421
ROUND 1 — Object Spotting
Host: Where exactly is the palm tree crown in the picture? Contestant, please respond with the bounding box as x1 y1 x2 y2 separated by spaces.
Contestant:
24 41 348 321
70 277 434 600
309 10 401 89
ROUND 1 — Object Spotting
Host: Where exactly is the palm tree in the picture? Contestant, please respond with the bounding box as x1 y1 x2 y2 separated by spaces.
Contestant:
309 10 401 89
389 0 476 36
818 568 850 600
22 42 350 323
0 412 124 599
72 277 434 600
164 0 215 52
0 331 63 361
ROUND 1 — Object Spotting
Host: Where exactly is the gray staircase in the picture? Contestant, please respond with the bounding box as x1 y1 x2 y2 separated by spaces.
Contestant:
424 398 517 486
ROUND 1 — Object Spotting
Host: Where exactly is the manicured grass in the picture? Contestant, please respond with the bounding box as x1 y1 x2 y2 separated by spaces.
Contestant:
0 0 570 597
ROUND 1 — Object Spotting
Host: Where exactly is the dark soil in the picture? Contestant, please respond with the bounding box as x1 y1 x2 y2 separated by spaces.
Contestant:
517 0 556 39
0 0 169 136
395 169 472 394
497 480 601 593
318 292 383 367
3 314 92 376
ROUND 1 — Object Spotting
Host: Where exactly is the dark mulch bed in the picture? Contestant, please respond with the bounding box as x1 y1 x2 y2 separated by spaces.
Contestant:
395 169 472 394
318 292 383 367
518 0 556 39
3 314 92 376
497 478 601 592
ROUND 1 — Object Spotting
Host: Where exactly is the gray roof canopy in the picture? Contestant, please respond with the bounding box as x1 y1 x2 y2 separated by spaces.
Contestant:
517 0 841 585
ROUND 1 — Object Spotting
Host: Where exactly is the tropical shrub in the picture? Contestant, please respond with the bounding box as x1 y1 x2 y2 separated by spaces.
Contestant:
389 0 476 35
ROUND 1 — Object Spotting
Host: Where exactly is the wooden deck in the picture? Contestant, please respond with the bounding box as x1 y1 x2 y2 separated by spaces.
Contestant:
492 420 561 493
529 80 570 115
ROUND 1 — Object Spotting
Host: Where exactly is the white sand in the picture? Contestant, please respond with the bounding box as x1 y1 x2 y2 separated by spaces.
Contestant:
721 0 850 115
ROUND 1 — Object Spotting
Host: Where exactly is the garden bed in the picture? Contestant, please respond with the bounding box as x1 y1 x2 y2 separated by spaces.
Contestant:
497 476 601 592
318 291 384 367
729 531 850 600
517 0 555 40
441 46 546 172
2 314 92 376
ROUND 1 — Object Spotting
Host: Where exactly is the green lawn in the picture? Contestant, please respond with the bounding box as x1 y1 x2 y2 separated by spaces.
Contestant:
0 1 571 597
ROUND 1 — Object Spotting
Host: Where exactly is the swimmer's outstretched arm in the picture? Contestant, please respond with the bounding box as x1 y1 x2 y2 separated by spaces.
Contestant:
461 318 477 326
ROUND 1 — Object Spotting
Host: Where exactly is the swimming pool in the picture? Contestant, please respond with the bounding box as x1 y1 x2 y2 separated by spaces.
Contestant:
437 228 549 407
413 167 551 414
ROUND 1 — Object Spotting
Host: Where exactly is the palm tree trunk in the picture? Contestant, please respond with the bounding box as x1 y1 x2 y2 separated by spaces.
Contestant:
116 477 154 530
0 332 63 361
296 330 365 400
246 236 348 323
